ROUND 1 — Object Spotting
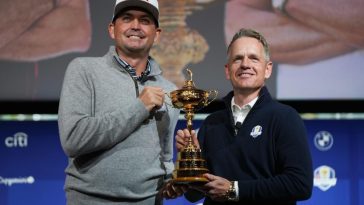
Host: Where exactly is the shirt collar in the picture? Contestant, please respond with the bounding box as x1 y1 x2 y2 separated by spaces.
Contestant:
231 96 258 124
231 96 258 112
114 55 151 81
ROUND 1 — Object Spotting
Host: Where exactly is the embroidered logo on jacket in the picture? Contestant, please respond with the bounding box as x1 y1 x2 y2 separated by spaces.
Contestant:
250 125 262 138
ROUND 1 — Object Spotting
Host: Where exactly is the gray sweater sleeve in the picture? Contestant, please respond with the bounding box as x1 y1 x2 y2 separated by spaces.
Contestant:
58 58 150 158
161 104 180 177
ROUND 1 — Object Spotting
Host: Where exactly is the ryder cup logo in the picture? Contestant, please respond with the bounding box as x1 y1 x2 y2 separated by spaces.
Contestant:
250 125 262 138
313 165 337 191
314 131 333 151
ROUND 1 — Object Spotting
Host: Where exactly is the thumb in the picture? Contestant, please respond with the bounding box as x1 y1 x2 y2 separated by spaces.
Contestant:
191 130 200 149
203 173 215 181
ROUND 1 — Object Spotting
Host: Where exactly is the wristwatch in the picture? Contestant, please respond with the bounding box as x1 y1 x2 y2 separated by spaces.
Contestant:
225 181 238 201
272 0 288 13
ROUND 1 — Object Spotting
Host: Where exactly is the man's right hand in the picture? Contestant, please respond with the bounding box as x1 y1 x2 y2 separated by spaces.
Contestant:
175 129 199 152
139 86 165 111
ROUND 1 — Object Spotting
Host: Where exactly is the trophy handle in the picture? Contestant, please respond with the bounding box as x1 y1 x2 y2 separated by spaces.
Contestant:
204 90 218 106
164 92 173 107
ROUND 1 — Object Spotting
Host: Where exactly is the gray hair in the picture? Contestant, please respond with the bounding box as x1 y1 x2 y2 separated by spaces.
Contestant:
227 28 270 61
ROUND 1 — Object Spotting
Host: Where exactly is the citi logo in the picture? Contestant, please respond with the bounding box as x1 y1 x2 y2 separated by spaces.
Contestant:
5 132 28 148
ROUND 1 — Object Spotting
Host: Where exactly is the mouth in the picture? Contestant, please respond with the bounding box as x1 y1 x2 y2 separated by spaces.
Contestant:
237 72 254 78
127 35 143 39
126 30 145 39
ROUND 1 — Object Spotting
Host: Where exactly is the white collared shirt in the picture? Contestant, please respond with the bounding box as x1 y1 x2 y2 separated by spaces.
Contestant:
231 96 258 125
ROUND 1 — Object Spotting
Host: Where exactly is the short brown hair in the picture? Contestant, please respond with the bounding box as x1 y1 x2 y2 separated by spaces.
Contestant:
227 28 270 61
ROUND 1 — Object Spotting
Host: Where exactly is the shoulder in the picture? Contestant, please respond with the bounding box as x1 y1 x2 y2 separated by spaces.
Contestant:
67 56 103 69
66 56 105 74
273 101 300 119
203 109 229 125
263 101 305 130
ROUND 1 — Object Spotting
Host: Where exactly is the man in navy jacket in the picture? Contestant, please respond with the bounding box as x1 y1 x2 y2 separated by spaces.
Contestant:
175 28 313 204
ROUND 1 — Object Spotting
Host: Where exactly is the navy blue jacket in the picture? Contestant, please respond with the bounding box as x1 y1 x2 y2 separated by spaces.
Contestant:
186 87 313 205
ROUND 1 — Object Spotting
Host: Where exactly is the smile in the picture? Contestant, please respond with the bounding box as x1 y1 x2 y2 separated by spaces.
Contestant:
238 72 253 77
128 35 143 39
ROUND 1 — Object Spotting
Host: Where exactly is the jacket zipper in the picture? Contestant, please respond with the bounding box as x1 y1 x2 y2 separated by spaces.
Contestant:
113 56 139 97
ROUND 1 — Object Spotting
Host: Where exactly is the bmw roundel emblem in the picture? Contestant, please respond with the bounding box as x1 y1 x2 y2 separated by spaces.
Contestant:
314 131 334 151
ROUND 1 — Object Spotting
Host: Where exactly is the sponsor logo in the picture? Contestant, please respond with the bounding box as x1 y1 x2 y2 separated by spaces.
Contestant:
250 125 262 138
314 131 333 151
313 165 337 191
0 176 35 186
4 132 28 148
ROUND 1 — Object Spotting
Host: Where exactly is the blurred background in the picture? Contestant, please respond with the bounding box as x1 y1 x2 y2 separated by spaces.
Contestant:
1 0 363 204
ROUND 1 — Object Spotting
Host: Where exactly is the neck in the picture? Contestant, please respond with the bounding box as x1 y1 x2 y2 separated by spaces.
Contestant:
233 88 261 107
126 57 148 75
116 50 149 75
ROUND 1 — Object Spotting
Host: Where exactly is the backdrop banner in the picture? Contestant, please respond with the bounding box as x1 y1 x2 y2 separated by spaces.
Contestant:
1 118 363 205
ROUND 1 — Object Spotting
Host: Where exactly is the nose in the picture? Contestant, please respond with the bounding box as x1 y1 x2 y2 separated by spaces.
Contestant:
130 19 141 29
240 57 250 69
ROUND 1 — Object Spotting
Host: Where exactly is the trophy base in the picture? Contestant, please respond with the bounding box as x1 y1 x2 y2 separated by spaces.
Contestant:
173 176 208 186
173 148 209 185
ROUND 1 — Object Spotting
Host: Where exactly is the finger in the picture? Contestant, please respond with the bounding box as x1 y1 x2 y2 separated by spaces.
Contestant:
162 189 168 198
156 89 165 103
203 173 218 182
139 87 163 111
158 89 165 98
182 129 191 139
178 129 190 144
175 140 185 149
170 184 182 196
176 143 184 151
174 184 187 196
183 129 195 145
176 129 185 137
154 96 164 108
190 130 200 149
176 130 187 146
166 189 177 199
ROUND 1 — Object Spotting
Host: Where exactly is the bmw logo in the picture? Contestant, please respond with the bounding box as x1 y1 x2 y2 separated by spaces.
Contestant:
314 131 334 151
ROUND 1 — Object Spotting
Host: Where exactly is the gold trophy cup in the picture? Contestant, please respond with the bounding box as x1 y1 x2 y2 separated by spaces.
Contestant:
168 69 218 184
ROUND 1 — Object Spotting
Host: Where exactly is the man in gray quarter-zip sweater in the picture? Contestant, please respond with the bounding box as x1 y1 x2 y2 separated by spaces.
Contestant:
58 0 184 204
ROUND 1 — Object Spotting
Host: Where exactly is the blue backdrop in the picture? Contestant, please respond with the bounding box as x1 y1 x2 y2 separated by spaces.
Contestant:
1 118 363 205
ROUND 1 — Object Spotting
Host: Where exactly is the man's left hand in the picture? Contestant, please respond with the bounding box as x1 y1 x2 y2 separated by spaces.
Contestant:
160 180 188 199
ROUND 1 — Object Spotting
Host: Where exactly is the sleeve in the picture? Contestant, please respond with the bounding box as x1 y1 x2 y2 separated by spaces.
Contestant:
237 107 313 202
162 104 180 179
58 58 150 158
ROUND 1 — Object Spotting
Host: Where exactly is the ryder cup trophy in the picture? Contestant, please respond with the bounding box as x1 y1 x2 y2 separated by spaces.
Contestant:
168 69 217 184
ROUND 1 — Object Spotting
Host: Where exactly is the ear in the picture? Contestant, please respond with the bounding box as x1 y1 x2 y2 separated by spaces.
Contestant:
264 61 273 79
153 28 162 43
108 23 115 39
224 64 231 80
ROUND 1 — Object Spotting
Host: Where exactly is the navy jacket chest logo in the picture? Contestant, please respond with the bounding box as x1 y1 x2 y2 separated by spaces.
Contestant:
250 125 263 138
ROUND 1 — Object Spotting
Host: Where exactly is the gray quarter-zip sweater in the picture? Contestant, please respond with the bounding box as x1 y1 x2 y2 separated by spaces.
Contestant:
58 46 179 204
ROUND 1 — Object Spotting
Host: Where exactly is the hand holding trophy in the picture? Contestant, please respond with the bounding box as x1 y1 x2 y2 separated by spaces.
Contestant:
168 68 218 184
